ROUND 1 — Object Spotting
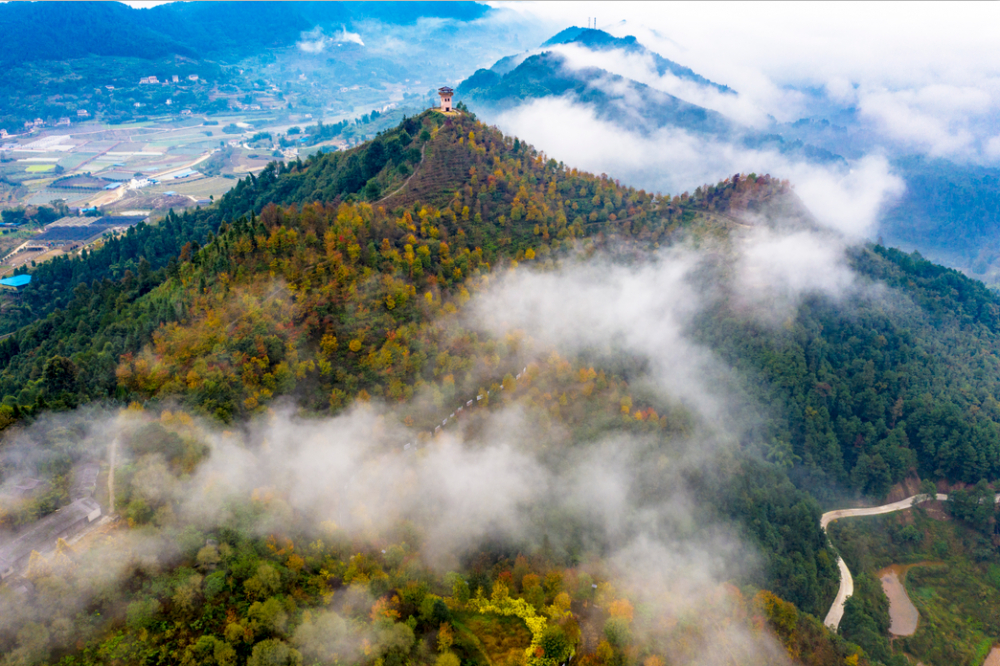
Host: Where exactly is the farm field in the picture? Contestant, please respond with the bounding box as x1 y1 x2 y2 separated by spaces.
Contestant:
0 111 314 215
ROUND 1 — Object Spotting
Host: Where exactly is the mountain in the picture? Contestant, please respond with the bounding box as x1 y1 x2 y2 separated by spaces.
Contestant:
540 27 733 94
5 111 1000 666
458 51 734 136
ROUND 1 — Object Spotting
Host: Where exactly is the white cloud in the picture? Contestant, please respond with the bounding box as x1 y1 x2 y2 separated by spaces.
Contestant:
492 96 903 238
297 25 364 54
551 43 773 127
297 27 331 54
858 84 994 157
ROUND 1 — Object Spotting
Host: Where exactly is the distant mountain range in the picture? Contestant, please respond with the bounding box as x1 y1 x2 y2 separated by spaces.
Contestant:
0 1 490 67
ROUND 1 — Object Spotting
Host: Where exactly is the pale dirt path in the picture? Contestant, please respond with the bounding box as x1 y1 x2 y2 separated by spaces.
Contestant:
822 493 948 630
376 143 426 205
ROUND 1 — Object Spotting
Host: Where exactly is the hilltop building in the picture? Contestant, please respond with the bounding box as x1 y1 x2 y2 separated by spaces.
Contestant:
76 109 89 118
139 76 159 85
0 130 8 138
188 74 199 82
438 86 454 113
172 75 179 83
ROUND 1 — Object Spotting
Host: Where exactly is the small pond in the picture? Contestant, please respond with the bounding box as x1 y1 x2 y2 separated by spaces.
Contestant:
878 566 919 636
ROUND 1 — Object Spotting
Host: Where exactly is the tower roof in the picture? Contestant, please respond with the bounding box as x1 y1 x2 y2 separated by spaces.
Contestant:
438 87 454 95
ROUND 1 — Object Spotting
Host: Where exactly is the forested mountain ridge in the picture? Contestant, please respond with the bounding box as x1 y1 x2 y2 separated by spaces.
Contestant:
4 109 1000 666
0 110 790 420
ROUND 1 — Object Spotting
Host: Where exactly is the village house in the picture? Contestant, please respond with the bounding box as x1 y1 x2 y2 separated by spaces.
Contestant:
76 109 89 118
188 74 198 81
139 75 159 85
56 117 71 126
172 75 179 83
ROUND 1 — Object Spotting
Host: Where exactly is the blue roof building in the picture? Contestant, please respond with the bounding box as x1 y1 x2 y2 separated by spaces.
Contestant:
0 275 32 288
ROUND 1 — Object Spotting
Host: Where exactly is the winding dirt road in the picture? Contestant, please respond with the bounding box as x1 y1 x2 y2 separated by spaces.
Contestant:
822 493 949 630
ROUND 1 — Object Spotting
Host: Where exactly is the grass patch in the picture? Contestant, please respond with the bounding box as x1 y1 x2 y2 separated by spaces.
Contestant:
26 164 55 172
896 564 999 665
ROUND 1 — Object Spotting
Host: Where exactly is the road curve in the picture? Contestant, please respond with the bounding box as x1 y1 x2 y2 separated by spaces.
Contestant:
822 493 949 630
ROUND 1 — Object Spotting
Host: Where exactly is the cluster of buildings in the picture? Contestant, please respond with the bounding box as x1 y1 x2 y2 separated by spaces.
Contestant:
0 462 102 581
10 74 203 136
139 74 199 85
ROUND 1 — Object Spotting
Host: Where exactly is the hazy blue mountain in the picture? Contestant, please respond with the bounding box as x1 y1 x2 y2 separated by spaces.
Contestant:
880 156 1000 284
0 1 490 66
